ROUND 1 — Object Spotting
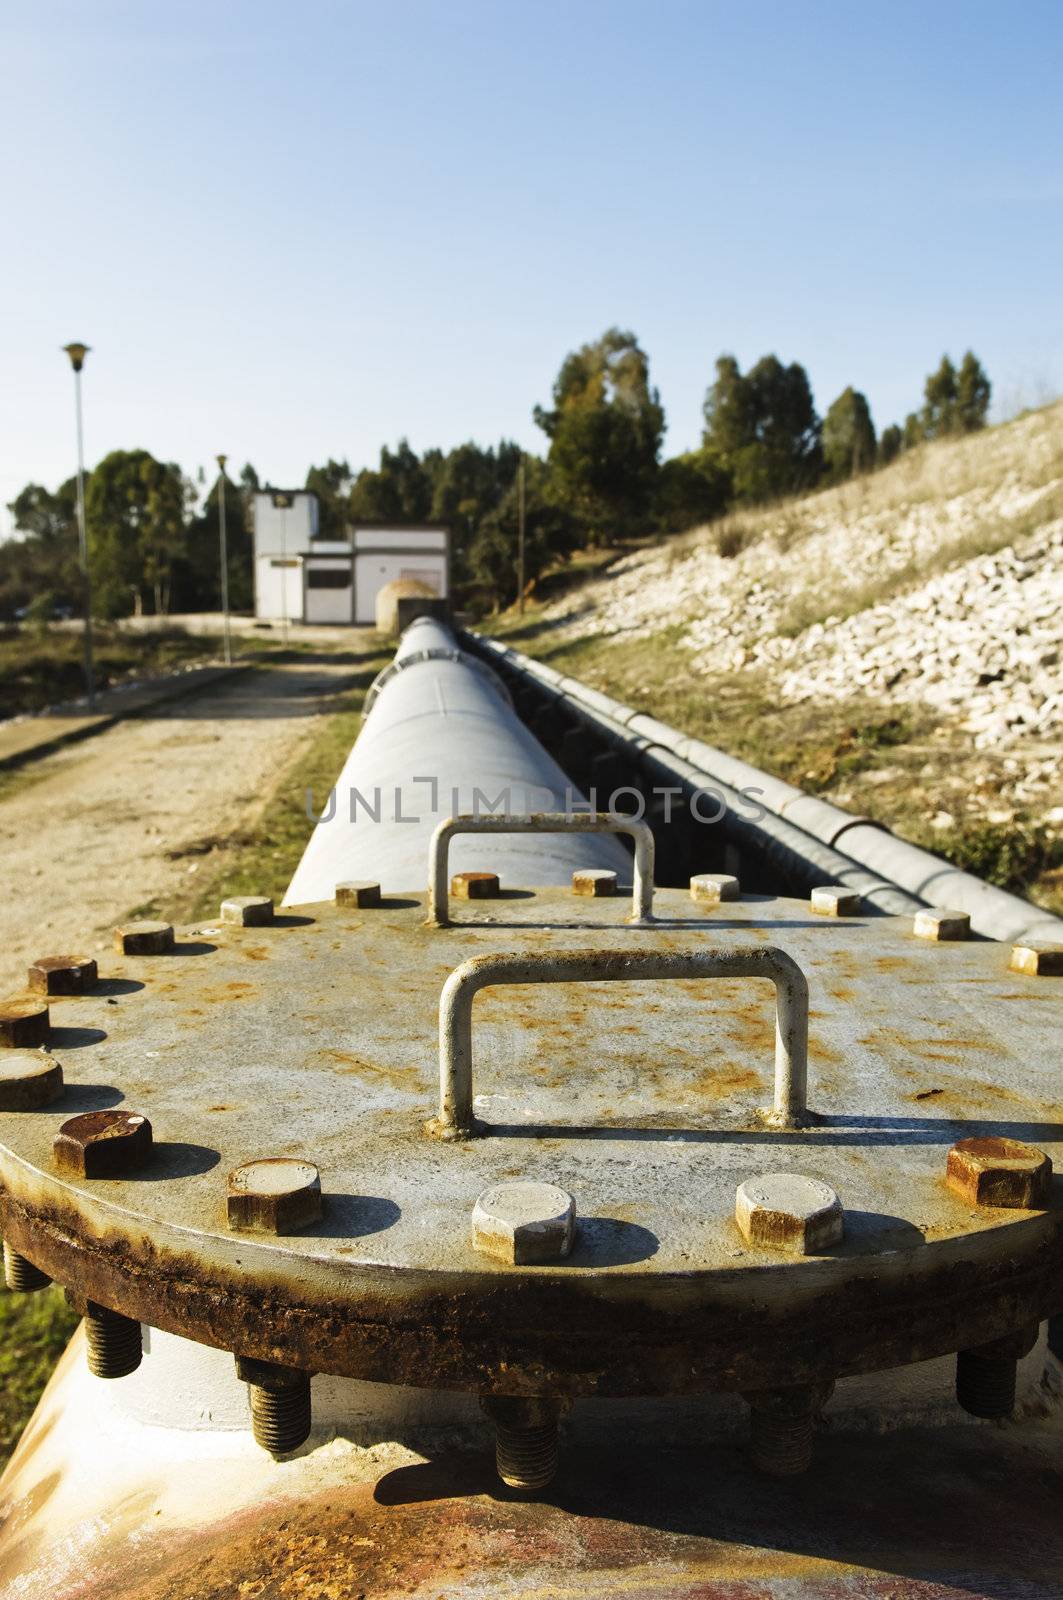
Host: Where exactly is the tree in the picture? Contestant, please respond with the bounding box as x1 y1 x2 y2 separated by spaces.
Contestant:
348 439 432 523
305 458 353 540
703 354 821 502
172 474 253 613
654 450 731 532
430 440 521 586
955 351 991 432
903 411 925 450
85 449 186 616
534 328 664 542
921 355 958 439
821 387 877 482
877 424 903 467
2 480 80 615
465 456 578 607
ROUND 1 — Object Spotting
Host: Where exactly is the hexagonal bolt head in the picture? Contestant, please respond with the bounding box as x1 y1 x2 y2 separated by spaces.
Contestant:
946 1136 1052 1209
335 880 382 909
451 871 500 900
114 921 175 956
0 1051 63 1110
690 873 740 903
227 1158 322 1233
810 886 862 917
27 955 98 996
1009 940 1063 977
571 869 617 898
735 1174 844 1255
53 1109 153 1178
472 1181 576 1265
913 908 969 942
221 895 274 927
0 999 50 1049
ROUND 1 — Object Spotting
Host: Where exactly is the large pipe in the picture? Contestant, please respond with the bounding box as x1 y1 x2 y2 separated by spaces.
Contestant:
285 618 627 904
471 631 1063 944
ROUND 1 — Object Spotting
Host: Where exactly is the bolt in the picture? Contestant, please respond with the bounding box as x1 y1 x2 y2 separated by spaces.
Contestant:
27 955 98 996
114 921 175 955
3 1241 50 1292
472 1181 576 1265
0 1051 63 1110
335 880 382 908
53 1109 153 1178
945 1136 1051 1209
913 908 969 942
227 1158 322 1233
810 886 862 917
481 1395 564 1492
571 868 617 898
85 1301 142 1378
743 1382 833 1476
451 871 500 900
690 872 740 903
1009 940 1063 977
220 895 274 927
235 1356 312 1455
0 999 50 1049
956 1324 1039 1419
735 1173 843 1255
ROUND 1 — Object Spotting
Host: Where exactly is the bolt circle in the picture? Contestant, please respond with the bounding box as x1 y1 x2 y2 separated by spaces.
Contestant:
114 921 175 956
27 955 98 996
571 869 617 898
0 999 50 1049
690 873 740 903
735 1173 844 1255
53 1109 153 1178
1009 941 1063 977
0 1051 63 1110
472 1180 576 1265
810 887 862 917
946 1136 1051 1209
227 1158 322 1234
335 880 382 908
451 871 500 900
913 908 970 942
220 895 274 927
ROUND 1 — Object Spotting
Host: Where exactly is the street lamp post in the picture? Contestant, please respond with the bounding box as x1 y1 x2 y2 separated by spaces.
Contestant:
62 342 96 710
216 454 232 666
517 455 526 617
272 491 294 645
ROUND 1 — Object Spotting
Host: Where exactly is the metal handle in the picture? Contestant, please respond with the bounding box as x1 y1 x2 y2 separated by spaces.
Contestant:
432 945 810 1137
427 812 655 927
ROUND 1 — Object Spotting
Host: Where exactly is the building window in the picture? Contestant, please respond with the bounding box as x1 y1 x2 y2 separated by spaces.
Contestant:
306 568 352 588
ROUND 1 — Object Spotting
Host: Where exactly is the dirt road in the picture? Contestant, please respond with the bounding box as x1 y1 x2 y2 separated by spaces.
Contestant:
0 657 357 997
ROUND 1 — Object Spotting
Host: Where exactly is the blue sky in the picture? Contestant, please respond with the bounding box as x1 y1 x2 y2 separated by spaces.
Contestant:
2 0 1061 532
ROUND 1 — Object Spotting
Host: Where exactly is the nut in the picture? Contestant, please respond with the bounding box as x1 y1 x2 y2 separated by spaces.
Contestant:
690 873 740 903
27 955 98 996
451 871 499 900
1009 941 1063 977
53 1109 153 1178
114 921 175 955
471 1181 576 1265
810 886 862 917
913 908 969 942
572 869 617 898
227 1158 322 1233
336 880 382 908
220 895 274 927
946 1136 1051 1209
0 1051 63 1110
735 1174 844 1255
0 999 50 1049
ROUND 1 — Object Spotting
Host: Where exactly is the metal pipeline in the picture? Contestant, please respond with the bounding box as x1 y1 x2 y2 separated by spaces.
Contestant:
285 617 627 903
470 631 1063 943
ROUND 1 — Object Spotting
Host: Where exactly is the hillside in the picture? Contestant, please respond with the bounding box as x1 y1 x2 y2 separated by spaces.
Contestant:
492 401 1063 913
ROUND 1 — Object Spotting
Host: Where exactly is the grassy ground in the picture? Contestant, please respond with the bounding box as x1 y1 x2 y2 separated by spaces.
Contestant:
486 616 1063 914
0 622 259 720
0 1286 79 1467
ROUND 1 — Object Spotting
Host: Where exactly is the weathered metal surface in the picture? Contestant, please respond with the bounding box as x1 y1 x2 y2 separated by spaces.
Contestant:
0 886 1060 1399
428 812 655 926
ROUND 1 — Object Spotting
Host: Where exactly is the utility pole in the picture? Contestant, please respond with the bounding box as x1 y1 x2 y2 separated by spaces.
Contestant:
273 491 294 644
62 343 96 710
517 456 526 616
216 454 232 666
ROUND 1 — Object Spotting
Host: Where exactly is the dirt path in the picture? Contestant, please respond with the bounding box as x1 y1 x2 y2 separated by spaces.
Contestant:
0 657 357 997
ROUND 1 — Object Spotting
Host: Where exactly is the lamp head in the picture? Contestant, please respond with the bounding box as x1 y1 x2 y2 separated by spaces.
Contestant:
62 343 91 373
271 492 294 509
216 453 228 472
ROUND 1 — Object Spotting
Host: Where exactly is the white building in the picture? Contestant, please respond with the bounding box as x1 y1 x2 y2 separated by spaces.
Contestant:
252 491 449 625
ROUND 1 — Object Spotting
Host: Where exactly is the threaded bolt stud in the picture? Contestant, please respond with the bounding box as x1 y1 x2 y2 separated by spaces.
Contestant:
84 1301 142 1378
956 1325 1039 1419
481 1396 563 1493
235 1356 312 1456
743 1382 833 1476
3 1241 50 1293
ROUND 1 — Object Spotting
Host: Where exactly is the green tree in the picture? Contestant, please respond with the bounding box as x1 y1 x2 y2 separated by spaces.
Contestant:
85 450 186 616
877 423 903 467
2 481 80 616
172 474 253 613
466 456 578 608
305 458 353 540
430 440 521 585
348 439 432 523
654 450 731 532
534 328 664 542
955 351 991 432
903 411 925 449
921 355 958 439
821 387 877 482
703 354 821 502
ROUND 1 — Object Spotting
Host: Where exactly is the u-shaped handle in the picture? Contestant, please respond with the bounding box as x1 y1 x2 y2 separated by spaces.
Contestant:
431 944 810 1137
427 812 655 926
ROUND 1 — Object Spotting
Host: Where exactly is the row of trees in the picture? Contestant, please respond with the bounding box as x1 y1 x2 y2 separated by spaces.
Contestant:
3 336 991 619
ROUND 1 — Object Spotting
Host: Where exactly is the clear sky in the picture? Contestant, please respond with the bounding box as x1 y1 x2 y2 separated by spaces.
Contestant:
3 0 1061 532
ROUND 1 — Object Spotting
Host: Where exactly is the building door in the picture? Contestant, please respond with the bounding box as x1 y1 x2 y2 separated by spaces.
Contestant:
304 562 353 624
